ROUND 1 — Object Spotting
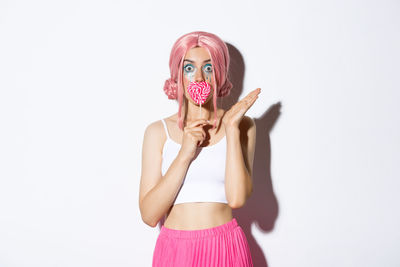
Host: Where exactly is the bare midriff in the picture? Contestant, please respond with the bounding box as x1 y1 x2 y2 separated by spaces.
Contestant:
163 202 233 230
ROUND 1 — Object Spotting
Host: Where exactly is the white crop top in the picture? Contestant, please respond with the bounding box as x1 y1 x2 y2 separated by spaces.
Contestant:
160 119 228 205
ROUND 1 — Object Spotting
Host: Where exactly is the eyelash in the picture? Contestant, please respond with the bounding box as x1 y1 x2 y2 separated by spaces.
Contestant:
183 64 213 74
203 64 213 73
183 64 195 73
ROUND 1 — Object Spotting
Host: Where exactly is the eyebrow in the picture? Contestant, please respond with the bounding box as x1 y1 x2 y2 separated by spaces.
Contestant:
183 59 212 63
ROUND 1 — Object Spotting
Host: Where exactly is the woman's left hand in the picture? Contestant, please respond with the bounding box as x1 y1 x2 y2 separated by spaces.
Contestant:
222 88 261 130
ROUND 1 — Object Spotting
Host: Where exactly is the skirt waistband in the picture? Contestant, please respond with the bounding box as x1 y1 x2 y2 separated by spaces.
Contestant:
160 218 238 239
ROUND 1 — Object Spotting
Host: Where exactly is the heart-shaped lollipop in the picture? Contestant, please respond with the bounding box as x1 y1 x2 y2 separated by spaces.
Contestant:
187 81 211 105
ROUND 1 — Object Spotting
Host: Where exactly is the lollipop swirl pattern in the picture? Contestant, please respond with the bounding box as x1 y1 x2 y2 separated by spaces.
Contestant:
187 81 211 105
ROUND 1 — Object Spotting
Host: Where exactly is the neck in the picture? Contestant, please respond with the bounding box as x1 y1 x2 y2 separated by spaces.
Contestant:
183 98 215 121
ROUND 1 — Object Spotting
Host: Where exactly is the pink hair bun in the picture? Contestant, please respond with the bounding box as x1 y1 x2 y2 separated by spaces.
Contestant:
163 78 178 99
217 79 233 97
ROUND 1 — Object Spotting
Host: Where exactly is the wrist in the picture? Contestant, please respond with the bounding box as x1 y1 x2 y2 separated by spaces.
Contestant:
225 125 240 135
176 151 193 164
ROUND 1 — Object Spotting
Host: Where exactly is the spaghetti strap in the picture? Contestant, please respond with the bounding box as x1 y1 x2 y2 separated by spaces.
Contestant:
160 119 170 139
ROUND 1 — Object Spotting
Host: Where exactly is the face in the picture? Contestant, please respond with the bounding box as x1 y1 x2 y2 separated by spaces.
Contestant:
182 46 214 105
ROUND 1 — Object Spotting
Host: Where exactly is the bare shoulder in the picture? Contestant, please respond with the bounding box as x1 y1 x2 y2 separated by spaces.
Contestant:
143 119 167 151
144 120 161 138
145 119 162 132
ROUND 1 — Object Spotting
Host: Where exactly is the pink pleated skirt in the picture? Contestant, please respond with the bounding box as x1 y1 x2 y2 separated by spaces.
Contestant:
152 217 253 267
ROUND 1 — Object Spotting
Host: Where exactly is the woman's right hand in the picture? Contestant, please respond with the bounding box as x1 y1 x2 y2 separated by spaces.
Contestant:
178 119 209 161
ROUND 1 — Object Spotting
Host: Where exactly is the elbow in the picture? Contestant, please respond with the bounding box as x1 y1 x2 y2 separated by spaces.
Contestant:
228 190 252 209
139 202 159 228
146 221 158 228
141 213 159 228
229 201 244 209
227 187 253 209
228 198 246 209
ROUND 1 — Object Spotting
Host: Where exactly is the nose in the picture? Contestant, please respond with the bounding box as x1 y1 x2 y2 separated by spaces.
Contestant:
194 68 204 82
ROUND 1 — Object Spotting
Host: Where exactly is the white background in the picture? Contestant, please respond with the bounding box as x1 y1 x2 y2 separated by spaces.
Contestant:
1 0 399 266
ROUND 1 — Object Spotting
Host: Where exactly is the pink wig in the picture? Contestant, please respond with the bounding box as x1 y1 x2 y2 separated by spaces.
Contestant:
163 31 233 130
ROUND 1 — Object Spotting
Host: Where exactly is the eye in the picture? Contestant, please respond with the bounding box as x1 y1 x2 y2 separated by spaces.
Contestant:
203 64 213 73
183 64 195 73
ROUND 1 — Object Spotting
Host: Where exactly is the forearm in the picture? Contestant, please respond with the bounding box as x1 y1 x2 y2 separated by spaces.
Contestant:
140 152 191 227
224 127 252 208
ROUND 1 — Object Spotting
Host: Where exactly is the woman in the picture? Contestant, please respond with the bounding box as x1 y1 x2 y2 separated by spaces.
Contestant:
139 31 260 267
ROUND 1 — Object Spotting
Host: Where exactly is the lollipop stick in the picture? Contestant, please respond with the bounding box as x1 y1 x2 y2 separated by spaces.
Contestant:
200 102 202 118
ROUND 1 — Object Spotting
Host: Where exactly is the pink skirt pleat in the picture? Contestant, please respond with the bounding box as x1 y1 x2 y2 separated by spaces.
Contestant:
152 218 253 267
